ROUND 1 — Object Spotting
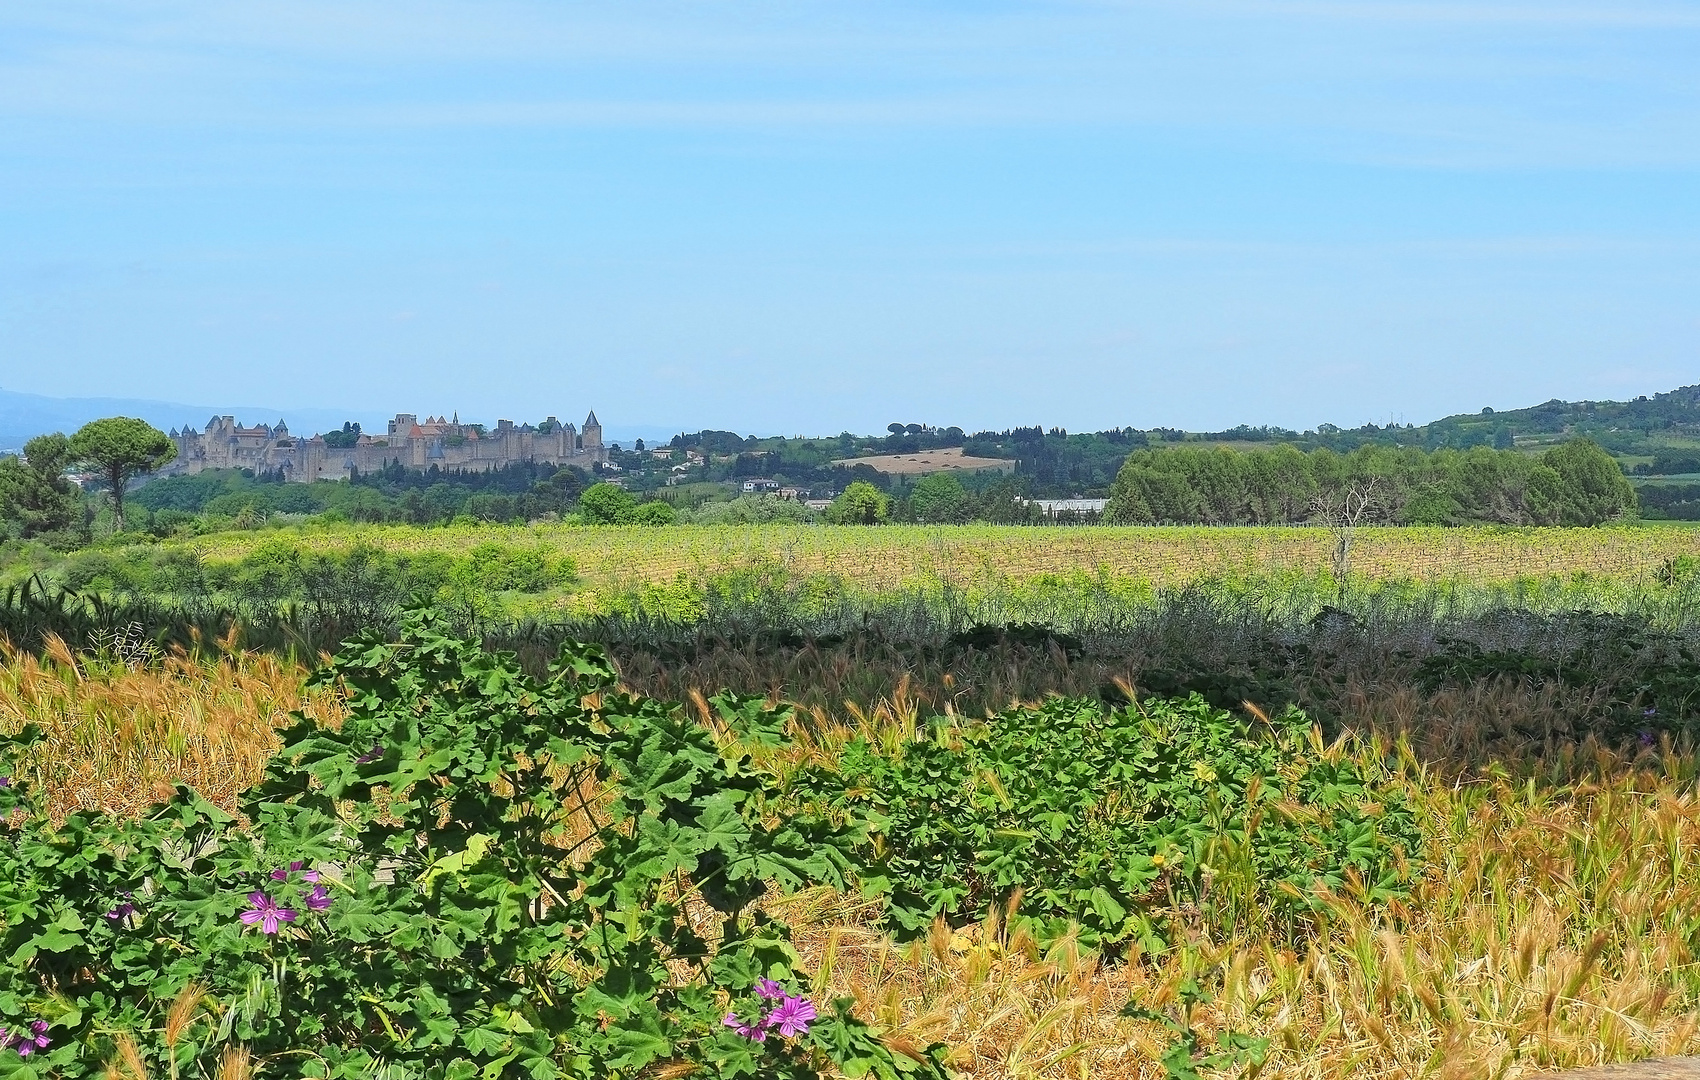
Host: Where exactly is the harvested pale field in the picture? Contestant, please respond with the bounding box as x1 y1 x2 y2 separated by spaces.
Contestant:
175 523 1700 595
831 446 1018 475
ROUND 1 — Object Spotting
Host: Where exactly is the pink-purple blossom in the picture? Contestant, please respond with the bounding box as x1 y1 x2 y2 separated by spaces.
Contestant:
766 996 817 1038
305 884 333 911
723 990 818 1043
239 891 297 934
269 861 320 884
722 1012 768 1042
355 743 383 764
104 902 136 921
3 1021 50 1056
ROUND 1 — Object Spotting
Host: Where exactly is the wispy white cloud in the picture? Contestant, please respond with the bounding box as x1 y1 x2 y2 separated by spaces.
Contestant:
1 0 1696 173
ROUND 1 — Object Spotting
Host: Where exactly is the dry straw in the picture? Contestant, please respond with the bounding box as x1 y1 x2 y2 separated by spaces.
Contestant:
0 635 343 820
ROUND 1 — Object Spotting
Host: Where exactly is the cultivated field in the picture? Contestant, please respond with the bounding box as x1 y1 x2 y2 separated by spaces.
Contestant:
169 523 1700 595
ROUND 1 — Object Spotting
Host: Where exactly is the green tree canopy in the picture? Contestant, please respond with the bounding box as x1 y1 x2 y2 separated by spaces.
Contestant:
67 417 175 533
909 472 970 524
1104 439 1638 527
629 499 677 525
577 481 637 524
0 433 82 539
322 421 362 449
1537 438 1636 526
827 480 890 525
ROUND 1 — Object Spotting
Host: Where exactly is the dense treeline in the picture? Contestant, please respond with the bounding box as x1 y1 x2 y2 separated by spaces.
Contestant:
130 460 593 530
661 425 1142 499
1105 439 1636 526
648 386 1700 502
0 410 1684 543
1636 484 1700 521
1644 452 1700 476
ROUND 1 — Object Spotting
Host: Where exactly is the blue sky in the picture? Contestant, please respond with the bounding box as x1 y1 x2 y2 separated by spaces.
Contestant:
2 1 1697 436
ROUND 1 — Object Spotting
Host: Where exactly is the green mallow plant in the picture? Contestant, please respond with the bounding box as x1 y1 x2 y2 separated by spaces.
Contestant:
0 609 950 1079
791 694 1421 954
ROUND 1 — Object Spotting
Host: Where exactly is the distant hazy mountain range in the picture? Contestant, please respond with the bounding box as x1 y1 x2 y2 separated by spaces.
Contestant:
0 390 372 454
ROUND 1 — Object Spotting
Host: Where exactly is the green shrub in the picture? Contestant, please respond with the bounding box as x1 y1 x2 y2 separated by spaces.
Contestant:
0 610 946 1079
825 482 889 525
578 483 636 524
686 496 815 525
466 541 546 591
629 500 677 526
791 693 1421 954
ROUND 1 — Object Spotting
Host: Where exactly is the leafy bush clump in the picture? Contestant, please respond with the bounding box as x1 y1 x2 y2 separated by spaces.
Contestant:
0 609 946 1079
792 694 1421 953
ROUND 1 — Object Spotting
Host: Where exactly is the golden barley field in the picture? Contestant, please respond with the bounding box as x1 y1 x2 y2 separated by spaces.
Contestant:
4 644 1700 1078
0 637 344 820
178 523 1700 594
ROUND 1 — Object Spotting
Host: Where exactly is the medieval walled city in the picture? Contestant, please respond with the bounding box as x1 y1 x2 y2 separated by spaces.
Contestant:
165 411 607 483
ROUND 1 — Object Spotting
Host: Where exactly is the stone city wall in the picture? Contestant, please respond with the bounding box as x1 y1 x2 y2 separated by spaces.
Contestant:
164 411 607 483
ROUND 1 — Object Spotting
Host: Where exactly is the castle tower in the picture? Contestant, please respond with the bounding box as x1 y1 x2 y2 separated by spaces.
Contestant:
582 411 602 450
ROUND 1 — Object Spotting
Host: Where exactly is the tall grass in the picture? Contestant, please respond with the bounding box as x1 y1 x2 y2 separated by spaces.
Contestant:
4 638 1700 1076
772 733 1700 1078
0 637 342 820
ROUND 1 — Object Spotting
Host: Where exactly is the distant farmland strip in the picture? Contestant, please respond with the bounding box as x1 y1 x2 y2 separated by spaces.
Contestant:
175 524 1700 592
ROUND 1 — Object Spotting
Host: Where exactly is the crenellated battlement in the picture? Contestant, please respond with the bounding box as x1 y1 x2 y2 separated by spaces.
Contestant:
165 410 607 482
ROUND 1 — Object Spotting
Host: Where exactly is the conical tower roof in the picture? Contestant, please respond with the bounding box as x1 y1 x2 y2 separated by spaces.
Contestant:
583 410 600 429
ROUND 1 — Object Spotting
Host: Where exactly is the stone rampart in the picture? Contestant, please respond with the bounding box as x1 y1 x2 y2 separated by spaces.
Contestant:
164 411 607 482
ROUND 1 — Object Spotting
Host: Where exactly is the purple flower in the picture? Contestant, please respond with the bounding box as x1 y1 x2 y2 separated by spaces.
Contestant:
765 996 817 1039
12 1021 49 1056
355 743 383 764
0 776 11 787
722 1012 768 1042
1639 729 1657 749
1644 707 1659 718
755 978 784 1000
104 902 136 921
269 861 320 884
239 892 297 934
305 884 333 911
